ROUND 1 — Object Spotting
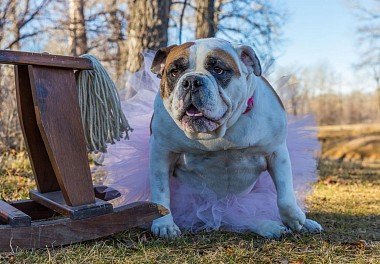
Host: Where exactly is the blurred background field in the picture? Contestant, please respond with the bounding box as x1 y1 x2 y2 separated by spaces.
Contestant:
319 123 380 167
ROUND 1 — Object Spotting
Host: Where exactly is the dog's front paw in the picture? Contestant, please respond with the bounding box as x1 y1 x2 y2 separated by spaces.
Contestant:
278 202 306 232
151 214 181 239
250 220 291 238
302 218 323 233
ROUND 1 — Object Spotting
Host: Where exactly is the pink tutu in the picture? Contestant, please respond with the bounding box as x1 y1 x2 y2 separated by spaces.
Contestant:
93 52 320 232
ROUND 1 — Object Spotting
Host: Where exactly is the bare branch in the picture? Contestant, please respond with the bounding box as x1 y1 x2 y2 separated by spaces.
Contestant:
179 0 188 43
18 0 52 29
4 30 44 49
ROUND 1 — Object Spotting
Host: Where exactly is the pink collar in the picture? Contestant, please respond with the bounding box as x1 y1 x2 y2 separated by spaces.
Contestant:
243 96 254 114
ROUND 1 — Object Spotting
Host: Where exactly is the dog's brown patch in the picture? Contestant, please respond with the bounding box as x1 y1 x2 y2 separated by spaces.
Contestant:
261 77 285 110
207 48 241 76
160 42 195 98
165 42 194 67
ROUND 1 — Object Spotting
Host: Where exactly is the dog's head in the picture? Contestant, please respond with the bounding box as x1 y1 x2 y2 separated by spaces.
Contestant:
151 38 262 140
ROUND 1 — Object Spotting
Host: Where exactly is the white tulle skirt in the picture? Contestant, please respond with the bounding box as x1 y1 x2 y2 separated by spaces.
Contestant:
93 52 320 232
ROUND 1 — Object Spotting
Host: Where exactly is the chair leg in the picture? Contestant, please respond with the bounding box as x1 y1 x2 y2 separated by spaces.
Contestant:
27 65 95 206
15 65 60 193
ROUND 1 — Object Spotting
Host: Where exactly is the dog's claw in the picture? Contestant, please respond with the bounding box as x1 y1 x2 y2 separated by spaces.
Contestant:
279 203 306 232
151 214 181 239
302 218 323 233
250 220 290 238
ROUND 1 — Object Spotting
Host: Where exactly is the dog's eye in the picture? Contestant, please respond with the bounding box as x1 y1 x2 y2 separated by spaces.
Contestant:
213 67 224 75
170 69 179 77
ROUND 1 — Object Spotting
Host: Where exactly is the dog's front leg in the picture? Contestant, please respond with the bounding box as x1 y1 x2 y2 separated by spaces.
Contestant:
149 138 181 239
267 143 306 232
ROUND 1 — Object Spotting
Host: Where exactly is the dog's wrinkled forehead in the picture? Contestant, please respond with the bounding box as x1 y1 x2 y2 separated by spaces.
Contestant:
163 39 240 72
151 38 242 98
165 42 195 70
192 38 240 74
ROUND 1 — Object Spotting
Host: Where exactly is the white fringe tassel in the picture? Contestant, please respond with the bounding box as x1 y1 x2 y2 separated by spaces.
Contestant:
77 54 133 153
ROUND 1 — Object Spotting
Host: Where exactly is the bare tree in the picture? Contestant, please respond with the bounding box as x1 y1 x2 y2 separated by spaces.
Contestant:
170 0 194 44
280 63 378 125
125 0 172 73
305 65 343 125
195 0 215 38
105 0 127 85
0 0 52 50
0 65 22 151
350 0 380 116
179 0 286 60
216 0 286 61
0 0 52 152
276 75 308 116
68 0 88 55
178 0 188 43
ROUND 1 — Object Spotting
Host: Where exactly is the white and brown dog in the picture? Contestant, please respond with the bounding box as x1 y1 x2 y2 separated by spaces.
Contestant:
149 38 322 238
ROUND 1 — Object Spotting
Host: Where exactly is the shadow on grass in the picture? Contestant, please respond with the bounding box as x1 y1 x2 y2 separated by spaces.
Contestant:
90 208 379 253
318 159 380 185
309 212 380 242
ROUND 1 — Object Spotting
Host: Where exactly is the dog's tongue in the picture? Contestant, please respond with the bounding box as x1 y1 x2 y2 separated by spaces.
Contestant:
186 105 203 117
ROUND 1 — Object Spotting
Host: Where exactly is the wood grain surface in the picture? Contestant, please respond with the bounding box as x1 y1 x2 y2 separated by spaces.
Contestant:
0 50 93 70
0 202 168 251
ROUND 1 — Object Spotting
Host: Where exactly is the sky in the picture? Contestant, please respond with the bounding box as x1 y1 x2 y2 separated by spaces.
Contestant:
275 0 372 92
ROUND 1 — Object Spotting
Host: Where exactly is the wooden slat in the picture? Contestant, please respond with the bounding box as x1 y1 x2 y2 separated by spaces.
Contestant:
10 185 119 220
11 185 121 220
10 185 121 221
0 200 31 227
0 202 168 251
15 65 60 193
29 65 95 206
30 190 113 220
0 50 93 70
9 200 58 220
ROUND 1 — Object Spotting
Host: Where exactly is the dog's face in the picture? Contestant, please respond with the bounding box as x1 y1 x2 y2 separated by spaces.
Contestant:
151 38 262 140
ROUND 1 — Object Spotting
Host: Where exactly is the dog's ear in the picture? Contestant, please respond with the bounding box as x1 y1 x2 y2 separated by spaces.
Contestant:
151 45 178 78
234 44 262 76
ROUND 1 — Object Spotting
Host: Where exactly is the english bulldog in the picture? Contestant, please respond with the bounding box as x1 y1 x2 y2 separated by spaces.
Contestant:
149 38 322 238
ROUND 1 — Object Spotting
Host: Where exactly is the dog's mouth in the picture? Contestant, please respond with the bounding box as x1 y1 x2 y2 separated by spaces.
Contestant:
180 104 223 133
185 104 203 117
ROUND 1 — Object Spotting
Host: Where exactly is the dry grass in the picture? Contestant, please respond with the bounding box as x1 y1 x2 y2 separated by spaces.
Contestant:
0 156 379 263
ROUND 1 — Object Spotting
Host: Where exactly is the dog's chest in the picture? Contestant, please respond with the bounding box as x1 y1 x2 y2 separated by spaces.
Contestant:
174 147 267 197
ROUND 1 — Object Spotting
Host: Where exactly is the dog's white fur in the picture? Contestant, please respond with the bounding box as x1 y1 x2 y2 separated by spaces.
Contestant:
149 38 322 238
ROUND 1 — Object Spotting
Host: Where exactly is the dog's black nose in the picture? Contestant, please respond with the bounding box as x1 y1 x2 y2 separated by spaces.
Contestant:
182 75 203 91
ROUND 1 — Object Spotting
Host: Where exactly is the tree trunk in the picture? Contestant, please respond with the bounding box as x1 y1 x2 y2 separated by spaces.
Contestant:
106 0 127 86
213 0 223 33
9 1 20 50
195 0 216 39
125 0 171 73
69 0 88 56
